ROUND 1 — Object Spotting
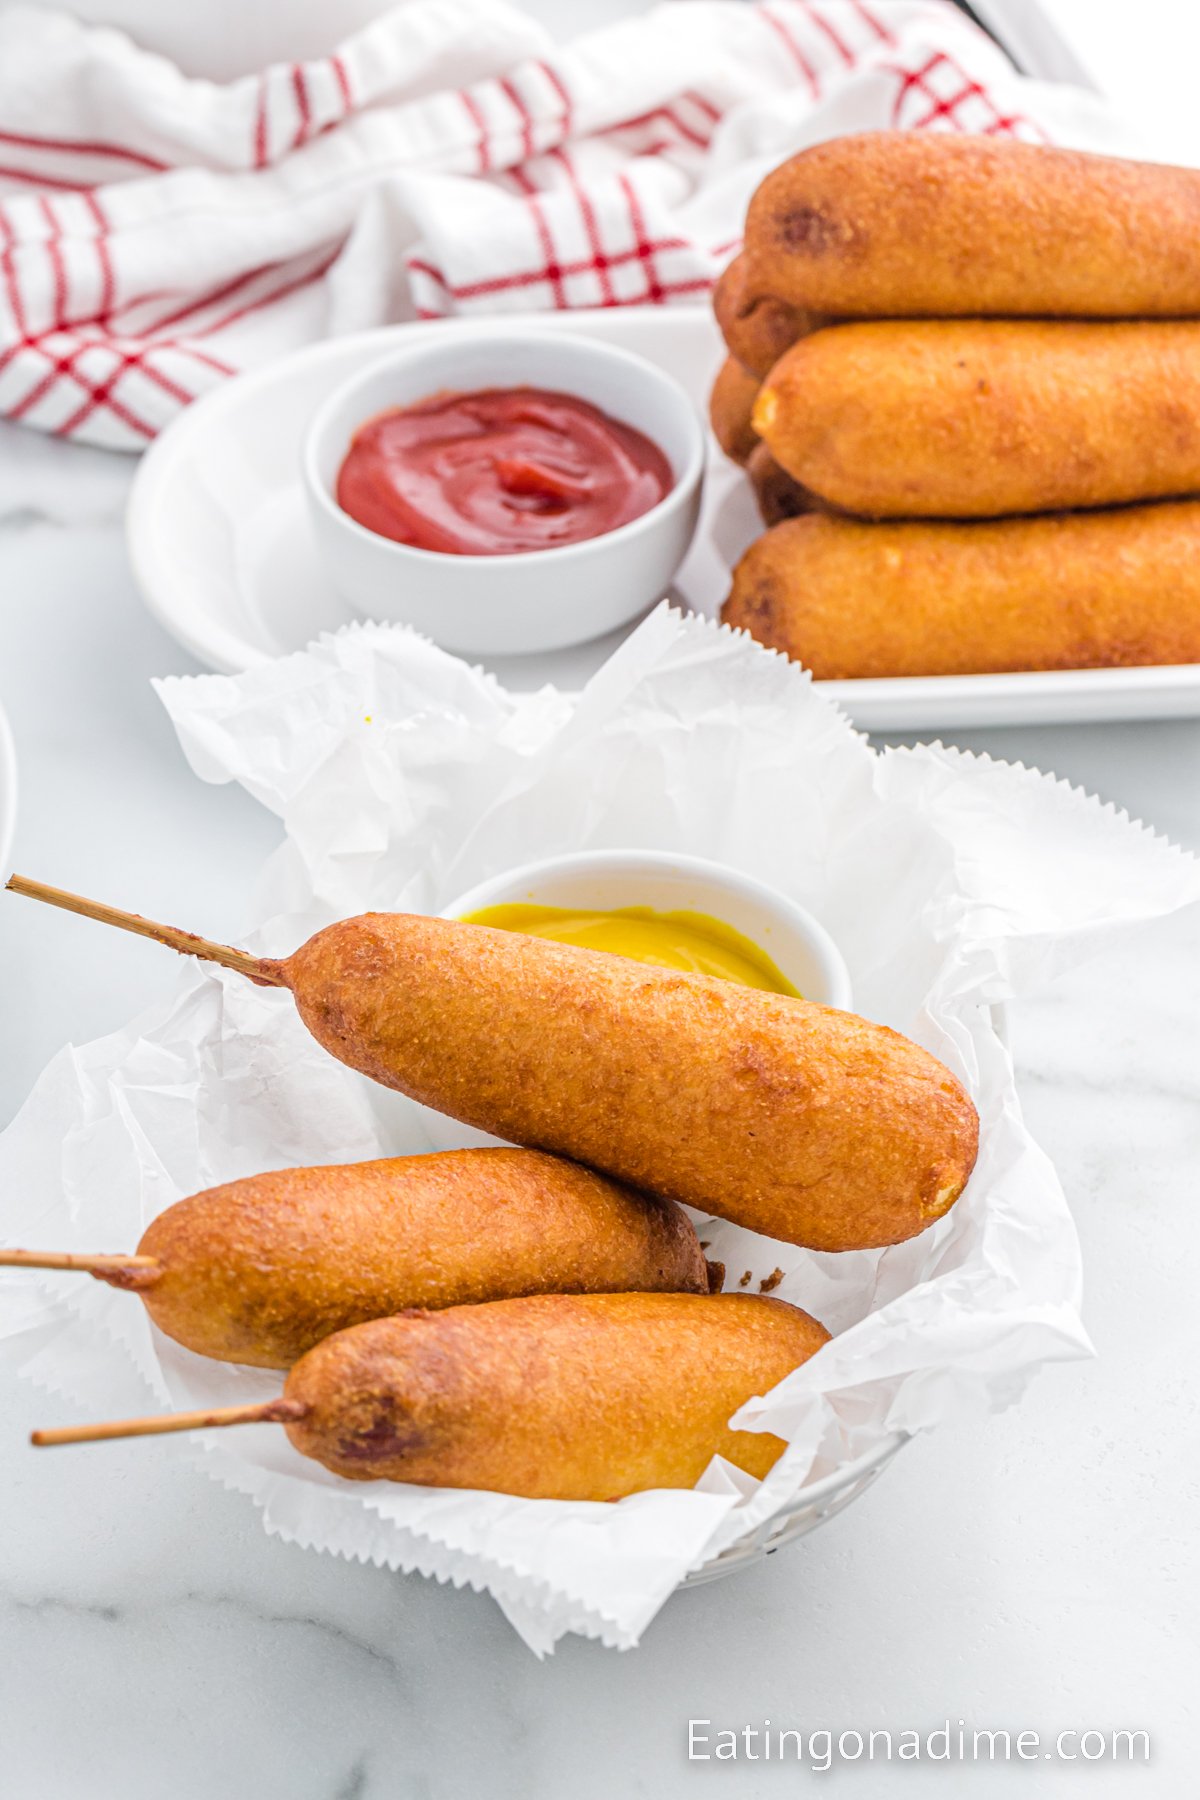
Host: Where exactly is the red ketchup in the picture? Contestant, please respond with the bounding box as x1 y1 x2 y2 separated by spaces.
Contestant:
335 386 673 556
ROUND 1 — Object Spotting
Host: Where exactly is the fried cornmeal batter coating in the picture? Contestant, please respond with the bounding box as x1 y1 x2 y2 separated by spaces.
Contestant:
136 1149 711 1369
746 441 814 526
264 915 979 1252
713 251 822 377
742 132 1200 320
755 319 1200 519
705 345 814 519
709 354 762 464
722 503 1200 679
283 1292 830 1496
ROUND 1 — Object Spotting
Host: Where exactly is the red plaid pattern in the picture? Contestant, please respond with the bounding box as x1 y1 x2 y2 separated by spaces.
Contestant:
0 190 302 445
407 167 713 319
252 55 355 166
887 47 1049 140
0 0 1055 449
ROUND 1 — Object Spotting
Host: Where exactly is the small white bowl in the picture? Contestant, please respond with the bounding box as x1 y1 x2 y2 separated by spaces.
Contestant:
420 849 852 1152
302 330 705 657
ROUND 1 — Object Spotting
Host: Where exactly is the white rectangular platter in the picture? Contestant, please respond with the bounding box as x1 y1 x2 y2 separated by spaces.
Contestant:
127 306 1200 731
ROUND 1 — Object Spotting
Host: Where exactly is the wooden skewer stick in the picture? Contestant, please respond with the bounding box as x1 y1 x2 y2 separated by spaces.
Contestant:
31 1397 307 1448
0 1249 159 1285
5 874 282 986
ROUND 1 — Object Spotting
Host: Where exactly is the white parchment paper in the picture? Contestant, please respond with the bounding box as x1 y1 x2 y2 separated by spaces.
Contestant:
3 606 1198 1653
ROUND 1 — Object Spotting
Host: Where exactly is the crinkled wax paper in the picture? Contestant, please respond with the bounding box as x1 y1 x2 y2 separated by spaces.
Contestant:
3 606 1199 1653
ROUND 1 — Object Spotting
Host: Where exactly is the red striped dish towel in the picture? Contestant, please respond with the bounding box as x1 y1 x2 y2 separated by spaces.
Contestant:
0 0 1055 450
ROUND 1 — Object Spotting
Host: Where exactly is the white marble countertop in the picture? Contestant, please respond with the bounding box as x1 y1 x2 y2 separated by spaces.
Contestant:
2 518 1196 1797
2 3 1199 1794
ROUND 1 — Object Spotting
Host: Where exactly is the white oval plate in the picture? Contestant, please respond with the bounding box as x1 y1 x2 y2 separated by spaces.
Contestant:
127 305 1200 729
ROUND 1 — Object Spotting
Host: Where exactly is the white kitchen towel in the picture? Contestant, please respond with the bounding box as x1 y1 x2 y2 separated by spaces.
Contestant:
0 0 1082 452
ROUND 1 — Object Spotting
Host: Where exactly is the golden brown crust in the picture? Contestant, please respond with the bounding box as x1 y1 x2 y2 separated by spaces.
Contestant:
283 1292 830 1497
282 915 979 1252
708 354 762 464
742 131 1200 320
137 1149 708 1368
713 252 821 378
746 441 815 526
756 319 1200 518
722 503 1200 678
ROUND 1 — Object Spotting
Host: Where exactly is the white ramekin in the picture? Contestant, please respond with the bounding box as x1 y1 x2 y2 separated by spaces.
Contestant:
301 329 705 657
419 849 852 1152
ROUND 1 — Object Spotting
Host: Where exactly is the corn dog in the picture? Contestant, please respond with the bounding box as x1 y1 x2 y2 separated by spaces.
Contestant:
714 252 823 377
706 351 816 518
270 916 977 1251
282 1293 829 1494
708 354 761 464
725 135 1200 375
756 319 1200 518
742 132 1200 322
1 1150 712 1368
723 503 1200 679
34 1294 831 1498
6 876 980 1253
746 442 815 526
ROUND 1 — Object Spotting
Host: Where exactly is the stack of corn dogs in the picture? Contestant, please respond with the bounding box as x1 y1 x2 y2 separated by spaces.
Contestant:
5 873 978 1501
711 132 1200 681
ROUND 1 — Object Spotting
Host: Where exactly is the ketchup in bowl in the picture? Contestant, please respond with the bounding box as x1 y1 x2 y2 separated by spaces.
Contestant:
335 386 673 556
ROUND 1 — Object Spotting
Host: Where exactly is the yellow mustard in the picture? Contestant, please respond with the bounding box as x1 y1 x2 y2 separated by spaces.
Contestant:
461 903 799 996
